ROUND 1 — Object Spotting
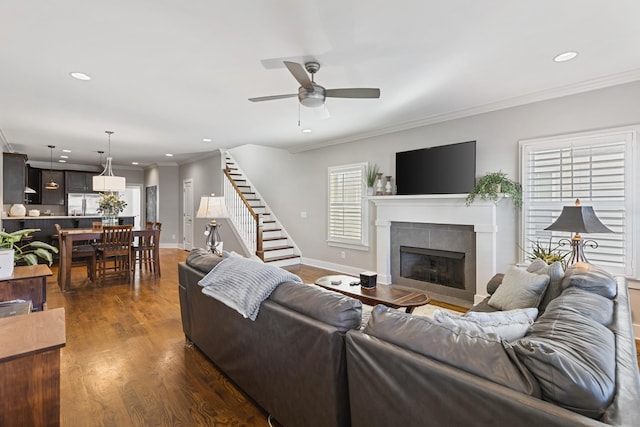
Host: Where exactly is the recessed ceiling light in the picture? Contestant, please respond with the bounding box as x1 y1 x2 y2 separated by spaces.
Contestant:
62 149 71 153
202 138 212 142
70 72 91 81
302 128 312 133
131 161 139 165
60 155 69 159
58 159 67 163
165 153 173 157
553 51 578 62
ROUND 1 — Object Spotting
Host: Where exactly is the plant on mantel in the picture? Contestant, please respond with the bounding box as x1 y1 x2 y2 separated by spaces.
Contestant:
465 171 522 208
364 163 380 188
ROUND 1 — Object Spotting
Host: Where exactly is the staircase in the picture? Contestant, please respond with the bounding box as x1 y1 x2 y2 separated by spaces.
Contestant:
223 153 301 267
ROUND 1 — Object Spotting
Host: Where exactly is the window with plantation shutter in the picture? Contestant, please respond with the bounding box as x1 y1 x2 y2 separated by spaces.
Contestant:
520 127 638 277
328 163 368 248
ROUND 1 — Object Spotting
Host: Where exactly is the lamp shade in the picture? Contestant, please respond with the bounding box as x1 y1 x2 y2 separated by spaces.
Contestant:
93 174 126 192
196 196 229 219
544 199 613 234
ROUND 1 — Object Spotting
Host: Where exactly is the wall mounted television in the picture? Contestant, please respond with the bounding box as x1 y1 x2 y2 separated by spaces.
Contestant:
395 141 476 195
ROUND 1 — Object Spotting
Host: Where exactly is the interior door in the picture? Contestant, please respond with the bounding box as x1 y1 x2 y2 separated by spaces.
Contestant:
183 179 194 251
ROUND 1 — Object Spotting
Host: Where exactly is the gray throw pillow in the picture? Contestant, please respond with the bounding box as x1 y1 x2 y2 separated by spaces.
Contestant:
488 266 550 310
486 273 505 295
514 305 615 419
364 305 540 396
433 309 534 342
561 263 617 298
464 307 538 324
527 261 565 312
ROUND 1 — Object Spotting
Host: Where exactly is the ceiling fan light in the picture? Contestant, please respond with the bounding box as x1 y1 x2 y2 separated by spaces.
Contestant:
298 85 326 108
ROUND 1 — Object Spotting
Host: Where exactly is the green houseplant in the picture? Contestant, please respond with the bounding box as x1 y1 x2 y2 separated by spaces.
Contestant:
0 228 58 266
364 163 380 195
525 238 570 270
465 171 522 208
97 193 127 225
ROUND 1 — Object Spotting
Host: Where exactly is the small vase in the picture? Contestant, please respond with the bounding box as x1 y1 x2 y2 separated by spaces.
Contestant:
0 249 15 278
375 173 384 196
384 176 392 195
366 187 374 196
102 215 118 226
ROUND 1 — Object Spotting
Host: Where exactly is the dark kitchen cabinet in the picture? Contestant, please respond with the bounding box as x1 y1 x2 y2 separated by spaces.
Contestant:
65 171 96 193
2 153 27 204
41 170 65 205
26 166 41 204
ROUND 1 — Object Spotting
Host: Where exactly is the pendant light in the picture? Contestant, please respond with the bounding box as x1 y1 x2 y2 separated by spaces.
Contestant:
44 145 59 190
93 130 126 192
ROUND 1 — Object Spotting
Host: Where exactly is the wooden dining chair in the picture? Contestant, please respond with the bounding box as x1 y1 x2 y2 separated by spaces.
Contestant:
54 223 96 284
132 222 162 277
96 225 133 284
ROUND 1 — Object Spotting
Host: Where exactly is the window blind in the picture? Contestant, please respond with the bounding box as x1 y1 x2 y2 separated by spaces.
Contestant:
521 129 634 276
328 164 366 246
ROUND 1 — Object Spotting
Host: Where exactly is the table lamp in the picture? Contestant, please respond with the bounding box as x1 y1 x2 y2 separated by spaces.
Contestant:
544 198 613 264
196 195 229 255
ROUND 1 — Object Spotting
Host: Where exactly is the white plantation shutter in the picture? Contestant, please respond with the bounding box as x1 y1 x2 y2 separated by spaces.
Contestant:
328 163 368 247
520 128 637 277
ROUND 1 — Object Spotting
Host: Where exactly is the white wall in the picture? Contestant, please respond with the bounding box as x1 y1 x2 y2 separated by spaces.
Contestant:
145 164 180 246
228 80 640 336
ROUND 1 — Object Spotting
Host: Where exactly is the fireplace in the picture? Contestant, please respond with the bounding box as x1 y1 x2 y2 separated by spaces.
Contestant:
391 222 475 303
370 194 510 305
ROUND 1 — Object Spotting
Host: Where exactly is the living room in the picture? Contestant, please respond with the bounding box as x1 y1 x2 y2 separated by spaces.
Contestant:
1 2 640 426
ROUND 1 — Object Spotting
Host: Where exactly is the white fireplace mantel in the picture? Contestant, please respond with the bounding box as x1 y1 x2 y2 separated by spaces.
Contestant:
370 194 505 304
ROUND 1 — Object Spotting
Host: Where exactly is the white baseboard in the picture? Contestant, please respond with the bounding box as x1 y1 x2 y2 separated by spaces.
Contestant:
301 257 366 278
159 243 181 249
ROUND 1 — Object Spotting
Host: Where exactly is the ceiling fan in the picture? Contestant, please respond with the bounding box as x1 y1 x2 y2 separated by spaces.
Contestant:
248 61 380 108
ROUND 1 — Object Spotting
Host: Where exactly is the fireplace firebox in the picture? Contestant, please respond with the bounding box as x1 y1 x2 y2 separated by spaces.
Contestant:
400 246 465 289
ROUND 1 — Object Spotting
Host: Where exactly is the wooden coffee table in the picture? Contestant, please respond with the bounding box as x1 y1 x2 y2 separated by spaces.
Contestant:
314 275 430 313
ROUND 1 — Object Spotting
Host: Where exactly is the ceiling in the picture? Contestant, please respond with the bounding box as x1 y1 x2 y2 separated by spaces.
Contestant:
2 1 640 168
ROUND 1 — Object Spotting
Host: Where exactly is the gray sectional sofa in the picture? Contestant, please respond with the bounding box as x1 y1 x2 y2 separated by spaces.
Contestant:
179 250 640 427
178 249 362 427
346 263 640 427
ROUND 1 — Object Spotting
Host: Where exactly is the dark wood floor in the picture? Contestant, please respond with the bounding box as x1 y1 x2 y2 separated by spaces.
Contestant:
46 250 640 426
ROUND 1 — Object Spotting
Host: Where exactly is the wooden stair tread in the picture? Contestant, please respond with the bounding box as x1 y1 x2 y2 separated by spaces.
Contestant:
263 245 294 251
264 254 301 262
263 237 287 242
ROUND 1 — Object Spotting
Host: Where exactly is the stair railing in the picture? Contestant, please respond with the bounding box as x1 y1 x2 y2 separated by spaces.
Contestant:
223 168 264 259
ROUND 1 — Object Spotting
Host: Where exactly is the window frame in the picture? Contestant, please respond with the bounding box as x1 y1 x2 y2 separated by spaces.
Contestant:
327 162 369 250
519 125 638 279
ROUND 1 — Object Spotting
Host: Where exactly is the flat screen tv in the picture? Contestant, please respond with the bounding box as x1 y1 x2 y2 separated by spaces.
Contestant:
395 141 476 195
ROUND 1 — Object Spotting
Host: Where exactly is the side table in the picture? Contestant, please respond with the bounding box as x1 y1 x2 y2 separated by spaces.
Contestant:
0 265 53 311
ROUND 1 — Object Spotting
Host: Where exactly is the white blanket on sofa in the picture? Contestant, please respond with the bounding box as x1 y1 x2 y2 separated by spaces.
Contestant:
198 256 302 321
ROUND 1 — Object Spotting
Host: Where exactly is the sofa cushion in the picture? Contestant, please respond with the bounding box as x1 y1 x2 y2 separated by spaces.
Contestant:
514 302 615 418
561 263 617 298
527 260 565 312
545 287 613 326
433 309 535 342
186 248 224 274
464 307 538 324
270 282 362 333
363 305 541 396
486 273 504 295
488 266 550 310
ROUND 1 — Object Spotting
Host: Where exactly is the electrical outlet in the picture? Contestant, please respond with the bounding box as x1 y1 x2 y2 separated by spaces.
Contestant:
300 211 307 218
340 251 346 259
171 234 176 240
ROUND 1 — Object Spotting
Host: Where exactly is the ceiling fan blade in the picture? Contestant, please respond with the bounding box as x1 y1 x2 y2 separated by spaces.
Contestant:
325 88 381 99
284 61 313 89
248 94 297 102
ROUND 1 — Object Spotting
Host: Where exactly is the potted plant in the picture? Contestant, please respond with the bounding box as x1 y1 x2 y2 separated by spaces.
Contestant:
0 228 59 277
364 163 380 196
97 193 127 225
525 238 570 270
465 171 522 208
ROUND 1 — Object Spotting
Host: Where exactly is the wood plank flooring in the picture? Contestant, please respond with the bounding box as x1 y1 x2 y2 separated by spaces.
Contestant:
46 250 640 426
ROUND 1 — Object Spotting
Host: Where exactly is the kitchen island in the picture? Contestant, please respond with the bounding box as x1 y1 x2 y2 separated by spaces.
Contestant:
1 216 135 246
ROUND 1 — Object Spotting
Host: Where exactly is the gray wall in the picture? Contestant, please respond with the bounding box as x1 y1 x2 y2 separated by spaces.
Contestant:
145 164 180 246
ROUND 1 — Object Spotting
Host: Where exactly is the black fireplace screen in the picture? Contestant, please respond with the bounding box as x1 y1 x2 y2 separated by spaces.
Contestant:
399 246 465 289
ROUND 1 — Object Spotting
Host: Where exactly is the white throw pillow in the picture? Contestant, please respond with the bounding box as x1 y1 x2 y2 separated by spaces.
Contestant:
488 266 550 311
433 309 535 342
464 307 539 324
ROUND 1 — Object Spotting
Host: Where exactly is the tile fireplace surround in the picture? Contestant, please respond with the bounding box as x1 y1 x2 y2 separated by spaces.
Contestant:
370 195 514 304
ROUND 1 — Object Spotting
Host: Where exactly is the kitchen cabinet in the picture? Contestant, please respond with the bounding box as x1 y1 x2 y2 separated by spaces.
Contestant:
2 153 27 205
26 166 41 204
65 171 96 193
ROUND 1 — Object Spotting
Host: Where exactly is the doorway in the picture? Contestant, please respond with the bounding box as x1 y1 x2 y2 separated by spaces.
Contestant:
121 185 142 229
183 179 194 250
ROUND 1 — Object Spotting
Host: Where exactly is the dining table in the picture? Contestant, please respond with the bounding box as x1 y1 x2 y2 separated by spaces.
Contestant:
57 227 159 291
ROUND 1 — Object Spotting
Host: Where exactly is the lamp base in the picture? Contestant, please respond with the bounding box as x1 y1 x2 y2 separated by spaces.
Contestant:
204 221 223 256
558 234 599 264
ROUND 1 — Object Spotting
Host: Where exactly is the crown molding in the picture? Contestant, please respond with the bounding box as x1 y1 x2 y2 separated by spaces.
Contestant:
289 68 640 154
